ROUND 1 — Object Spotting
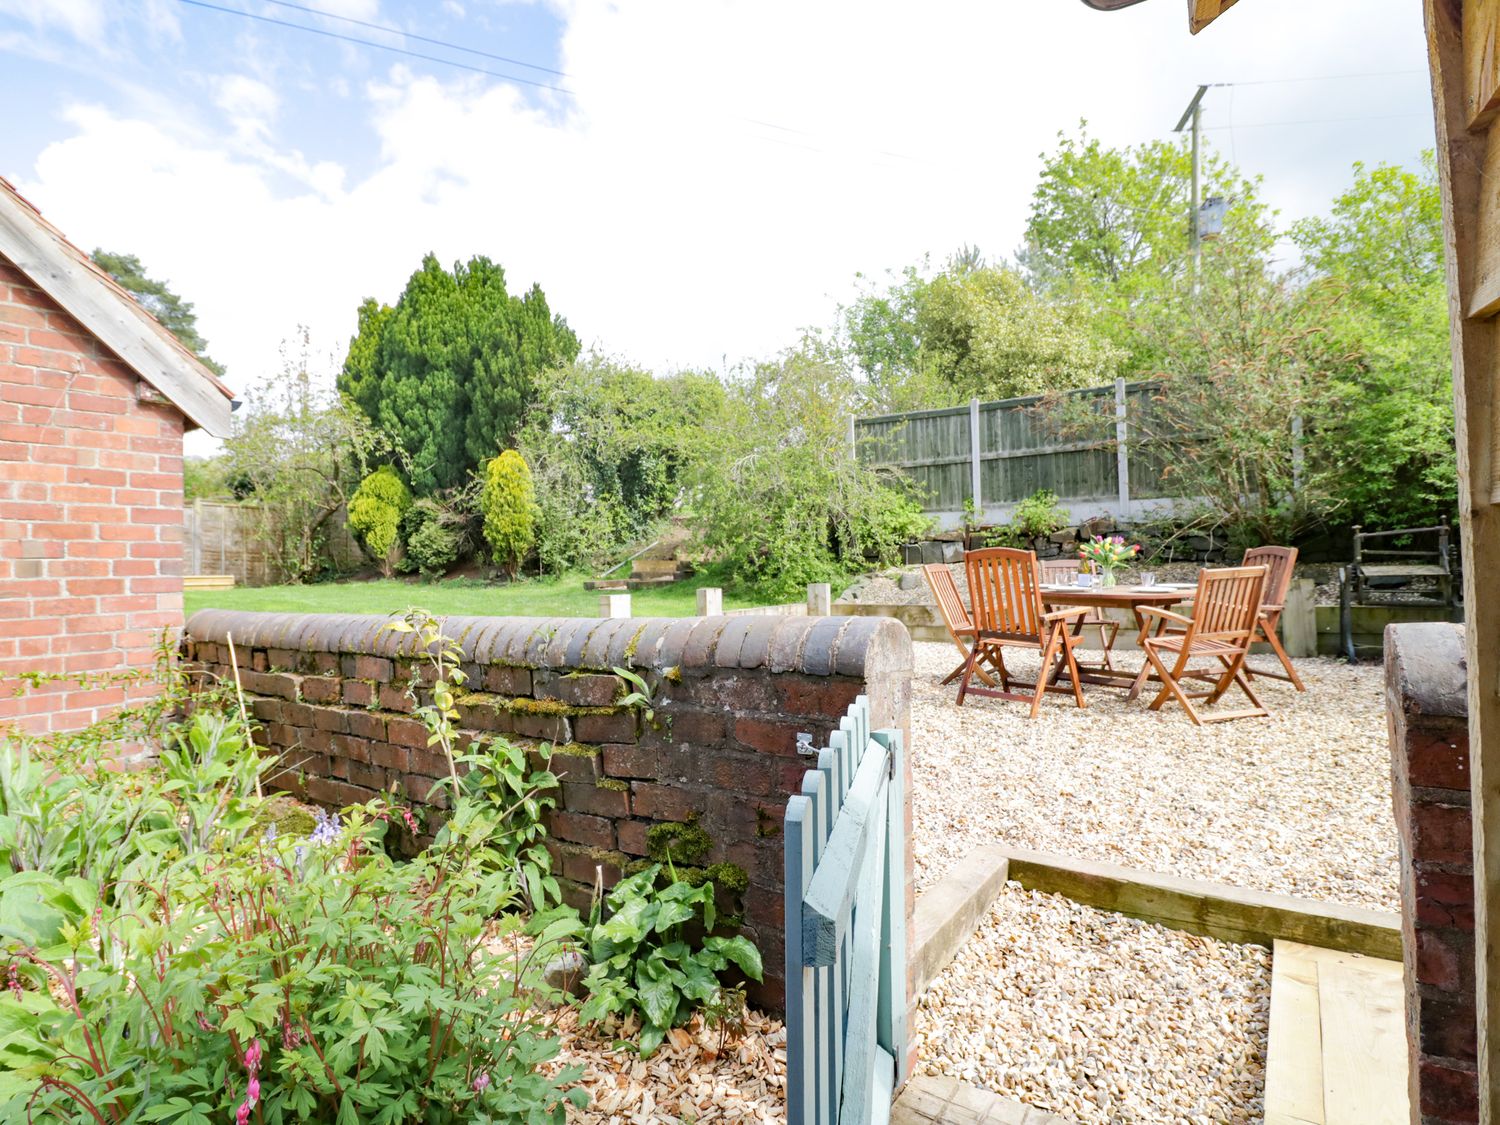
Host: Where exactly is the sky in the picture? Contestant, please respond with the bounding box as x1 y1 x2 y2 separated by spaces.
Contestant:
0 0 1434 454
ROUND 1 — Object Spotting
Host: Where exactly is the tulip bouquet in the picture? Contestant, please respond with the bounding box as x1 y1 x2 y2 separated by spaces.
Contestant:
1079 534 1140 587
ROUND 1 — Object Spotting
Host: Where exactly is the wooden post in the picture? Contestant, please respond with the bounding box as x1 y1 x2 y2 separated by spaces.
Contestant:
848 414 858 463
599 593 631 618
807 583 832 617
1426 3 1500 1117
1115 378 1131 519
968 398 982 516
696 586 723 616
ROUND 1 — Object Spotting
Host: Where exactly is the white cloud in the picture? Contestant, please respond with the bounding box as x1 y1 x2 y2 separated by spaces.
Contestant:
213 74 280 140
11 0 1433 460
0 0 109 45
302 0 381 19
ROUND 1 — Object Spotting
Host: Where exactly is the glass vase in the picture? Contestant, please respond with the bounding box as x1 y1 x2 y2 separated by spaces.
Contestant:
1099 565 1117 588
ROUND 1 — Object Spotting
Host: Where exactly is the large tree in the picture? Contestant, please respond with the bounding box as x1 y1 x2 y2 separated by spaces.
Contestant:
1019 125 1274 376
339 255 579 494
1291 156 1456 528
93 249 225 375
841 254 1121 411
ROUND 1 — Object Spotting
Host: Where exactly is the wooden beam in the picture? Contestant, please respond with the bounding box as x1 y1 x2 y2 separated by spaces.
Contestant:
1189 0 1239 34
0 188 233 436
1470 0 1500 128
1427 1 1500 1118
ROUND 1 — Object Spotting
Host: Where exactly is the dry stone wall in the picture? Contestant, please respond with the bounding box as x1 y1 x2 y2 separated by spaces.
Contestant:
183 609 912 1012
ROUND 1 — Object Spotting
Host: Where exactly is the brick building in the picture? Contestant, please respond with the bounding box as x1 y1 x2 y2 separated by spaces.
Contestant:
0 177 233 734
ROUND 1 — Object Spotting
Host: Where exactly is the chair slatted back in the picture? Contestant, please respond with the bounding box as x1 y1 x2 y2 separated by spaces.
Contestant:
1039 558 1082 583
922 564 974 634
1242 546 1297 611
1186 565 1268 644
965 547 1045 642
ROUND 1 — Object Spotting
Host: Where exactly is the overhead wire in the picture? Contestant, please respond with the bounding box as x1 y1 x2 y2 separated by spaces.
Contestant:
172 0 573 95
255 0 568 77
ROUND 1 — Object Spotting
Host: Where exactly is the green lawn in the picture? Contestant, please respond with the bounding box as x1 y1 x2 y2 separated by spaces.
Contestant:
183 570 756 620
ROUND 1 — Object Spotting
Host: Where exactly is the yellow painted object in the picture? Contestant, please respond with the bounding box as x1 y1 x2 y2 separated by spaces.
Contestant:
184 574 235 590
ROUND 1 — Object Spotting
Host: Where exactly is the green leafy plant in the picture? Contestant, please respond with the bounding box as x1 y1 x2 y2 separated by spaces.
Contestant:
348 465 412 577
1 799 587 1124
612 666 656 726
579 863 762 1058
387 611 563 910
481 450 539 578
986 489 1070 547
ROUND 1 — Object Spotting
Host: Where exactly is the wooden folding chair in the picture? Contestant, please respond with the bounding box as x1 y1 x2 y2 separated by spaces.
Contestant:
1241 546 1306 692
956 548 1090 717
921 564 997 687
1039 558 1120 670
1138 565 1270 725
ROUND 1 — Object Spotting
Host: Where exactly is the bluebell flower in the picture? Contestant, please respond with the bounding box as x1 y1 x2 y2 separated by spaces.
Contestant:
308 809 342 848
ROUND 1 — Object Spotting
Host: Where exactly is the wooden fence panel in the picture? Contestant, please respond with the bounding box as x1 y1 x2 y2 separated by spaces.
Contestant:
784 696 907 1125
185 500 363 586
853 380 1185 516
856 406 972 511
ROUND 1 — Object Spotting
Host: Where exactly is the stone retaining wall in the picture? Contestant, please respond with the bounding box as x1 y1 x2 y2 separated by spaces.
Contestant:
183 609 913 1013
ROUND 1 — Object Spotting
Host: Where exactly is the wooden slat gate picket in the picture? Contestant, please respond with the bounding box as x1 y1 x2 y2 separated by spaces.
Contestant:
784 696 907 1125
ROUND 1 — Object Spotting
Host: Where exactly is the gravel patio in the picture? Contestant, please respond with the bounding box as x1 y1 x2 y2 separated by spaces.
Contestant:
906 638 1395 1124
907 640 1398 911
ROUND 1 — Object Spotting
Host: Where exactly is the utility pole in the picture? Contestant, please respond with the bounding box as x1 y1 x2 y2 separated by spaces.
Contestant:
1174 84 1209 290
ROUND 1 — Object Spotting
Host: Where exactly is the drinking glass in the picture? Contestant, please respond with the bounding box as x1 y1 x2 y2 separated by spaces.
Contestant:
1141 572 1158 587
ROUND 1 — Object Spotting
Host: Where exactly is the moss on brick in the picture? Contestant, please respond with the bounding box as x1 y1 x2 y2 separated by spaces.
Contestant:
454 691 619 718
622 624 648 663
549 741 602 759
646 819 713 864
596 777 628 792
755 807 781 838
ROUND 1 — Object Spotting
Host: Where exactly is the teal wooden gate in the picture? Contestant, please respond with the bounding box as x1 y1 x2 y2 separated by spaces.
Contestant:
784 696 908 1125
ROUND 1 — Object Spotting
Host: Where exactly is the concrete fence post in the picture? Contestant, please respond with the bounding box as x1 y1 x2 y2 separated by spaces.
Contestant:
599 593 632 618
968 398 982 514
807 583 832 616
697 586 723 616
1281 578 1317 658
1115 378 1131 520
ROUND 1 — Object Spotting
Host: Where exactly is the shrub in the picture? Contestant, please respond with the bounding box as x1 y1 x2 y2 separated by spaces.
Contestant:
348 465 411 576
481 450 538 577
400 497 466 577
692 341 932 601
580 863 762 1058
985 489 1069 547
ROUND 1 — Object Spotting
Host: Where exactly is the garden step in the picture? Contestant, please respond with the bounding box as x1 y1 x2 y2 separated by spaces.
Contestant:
1265 939 1406 1125
892 1075 1069 1124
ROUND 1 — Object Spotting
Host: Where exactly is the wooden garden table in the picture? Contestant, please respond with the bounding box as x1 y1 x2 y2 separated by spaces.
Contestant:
1040 583 1197 700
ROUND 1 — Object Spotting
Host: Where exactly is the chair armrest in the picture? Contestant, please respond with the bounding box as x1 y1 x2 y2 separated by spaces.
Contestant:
1041 607 1090 623
1139 606 1192 629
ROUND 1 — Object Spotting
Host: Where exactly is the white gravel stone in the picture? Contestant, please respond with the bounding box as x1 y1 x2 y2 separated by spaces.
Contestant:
914 883 1271 1125
908 640 1398 911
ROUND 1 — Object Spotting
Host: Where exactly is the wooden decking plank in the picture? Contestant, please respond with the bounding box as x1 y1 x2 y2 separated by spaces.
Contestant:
1316 950 1405 1125
1267 939 1327 1125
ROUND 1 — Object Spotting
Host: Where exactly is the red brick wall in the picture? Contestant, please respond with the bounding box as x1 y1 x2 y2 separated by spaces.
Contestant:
182 609 914 1015
0 256 187 735
1386 622 1477 1125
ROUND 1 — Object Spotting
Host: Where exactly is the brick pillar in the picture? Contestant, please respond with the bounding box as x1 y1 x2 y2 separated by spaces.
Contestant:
1387 623 1478 1125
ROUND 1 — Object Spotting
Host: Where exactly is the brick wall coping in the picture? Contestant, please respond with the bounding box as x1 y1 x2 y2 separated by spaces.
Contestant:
184 609 913 682
1386 622 1468 721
